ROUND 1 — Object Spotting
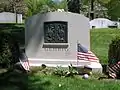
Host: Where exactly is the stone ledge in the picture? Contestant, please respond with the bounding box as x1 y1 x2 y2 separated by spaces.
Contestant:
28 58 102 73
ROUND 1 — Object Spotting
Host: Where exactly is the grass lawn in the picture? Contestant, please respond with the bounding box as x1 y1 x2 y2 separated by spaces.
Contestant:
0 69 120 90
1 28 120 90
29 73 120 90
91 28 120 64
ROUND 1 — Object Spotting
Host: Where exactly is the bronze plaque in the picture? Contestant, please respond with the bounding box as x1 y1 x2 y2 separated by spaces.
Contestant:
44 21 68 43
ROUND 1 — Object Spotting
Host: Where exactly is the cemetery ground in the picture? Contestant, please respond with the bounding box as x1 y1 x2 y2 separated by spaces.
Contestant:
0 67 120 90
0 28 120 90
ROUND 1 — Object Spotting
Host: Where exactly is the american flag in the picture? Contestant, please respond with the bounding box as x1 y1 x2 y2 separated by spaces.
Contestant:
77 43 99 63
20 60 30 71
108 62 120 79
19 53 30 71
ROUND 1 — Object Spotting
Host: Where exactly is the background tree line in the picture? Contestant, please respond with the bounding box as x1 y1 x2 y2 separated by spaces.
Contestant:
0 0 120 20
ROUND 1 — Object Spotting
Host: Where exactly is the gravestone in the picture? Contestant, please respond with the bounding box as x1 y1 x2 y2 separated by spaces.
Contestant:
90 18 114 29
118 18 120 29
25 12 102 73
0 12 22 23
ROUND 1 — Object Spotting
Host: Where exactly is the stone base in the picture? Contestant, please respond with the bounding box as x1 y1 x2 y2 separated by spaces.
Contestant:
28 58 102 73
84 62 102 73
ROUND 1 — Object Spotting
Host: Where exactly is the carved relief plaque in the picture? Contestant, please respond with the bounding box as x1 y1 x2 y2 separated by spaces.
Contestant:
44 21 68 43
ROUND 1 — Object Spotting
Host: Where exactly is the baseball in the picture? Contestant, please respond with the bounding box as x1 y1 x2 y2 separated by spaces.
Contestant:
83 74 89 79
59 84 62 87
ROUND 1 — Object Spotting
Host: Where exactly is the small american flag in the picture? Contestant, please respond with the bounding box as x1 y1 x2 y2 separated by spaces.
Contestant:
20 60 30 71
19 53 30 71
108 62 120 79
77 43 99 63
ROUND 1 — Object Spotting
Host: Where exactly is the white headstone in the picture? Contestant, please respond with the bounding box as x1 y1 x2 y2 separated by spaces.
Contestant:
90 18 114 29
0 12 22 23
118 18 120 29
17 14 23 23
25 12 102 73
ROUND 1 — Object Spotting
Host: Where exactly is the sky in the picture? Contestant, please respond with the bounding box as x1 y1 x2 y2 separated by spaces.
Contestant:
52 0 63 3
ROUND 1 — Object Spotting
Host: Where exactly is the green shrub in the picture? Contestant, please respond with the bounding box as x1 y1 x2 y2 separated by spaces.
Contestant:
108 36 120 65
52 66 67 77
52 64 78 77
0 31 20 68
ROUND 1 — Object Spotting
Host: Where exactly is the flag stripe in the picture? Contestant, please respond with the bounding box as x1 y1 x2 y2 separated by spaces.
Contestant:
20 59 30 71
77 43 99 63
108 63 120 78
77 56 98 60
77 57 99 62
77 52 99 62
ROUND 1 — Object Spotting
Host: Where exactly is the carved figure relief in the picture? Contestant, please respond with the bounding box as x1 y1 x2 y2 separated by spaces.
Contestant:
44 21 68 43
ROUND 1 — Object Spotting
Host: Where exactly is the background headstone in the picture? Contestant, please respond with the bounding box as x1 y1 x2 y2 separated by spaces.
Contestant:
0 12 22 23
90 18 114 29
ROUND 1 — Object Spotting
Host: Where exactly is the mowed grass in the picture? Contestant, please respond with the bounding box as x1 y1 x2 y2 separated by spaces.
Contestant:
91 28 120 64
1 70 120 90
29 73 120 90
1 28 120 90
